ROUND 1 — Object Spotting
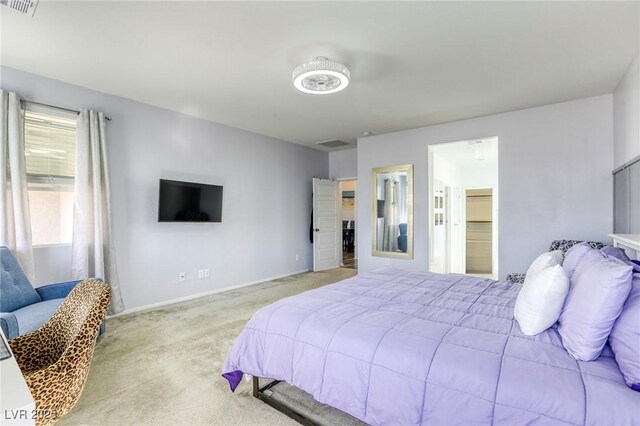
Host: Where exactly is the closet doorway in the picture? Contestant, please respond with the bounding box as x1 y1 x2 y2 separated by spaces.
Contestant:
339 179 357 270
428 137 498 279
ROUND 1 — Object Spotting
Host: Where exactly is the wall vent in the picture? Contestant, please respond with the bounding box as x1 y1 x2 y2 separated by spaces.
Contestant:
1 0 39 16
316 139 350 149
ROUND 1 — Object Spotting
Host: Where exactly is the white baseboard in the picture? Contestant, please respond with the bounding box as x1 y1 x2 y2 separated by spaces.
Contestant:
108 268 311 318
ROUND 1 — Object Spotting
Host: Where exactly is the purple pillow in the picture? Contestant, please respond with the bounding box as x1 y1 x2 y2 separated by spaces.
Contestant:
601 246 640 272
562 242 592 279
558 249 633 361
601 245 632 263
609 273 640 391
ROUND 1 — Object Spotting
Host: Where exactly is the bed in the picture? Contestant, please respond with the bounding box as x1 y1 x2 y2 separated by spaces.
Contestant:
222 269 640 425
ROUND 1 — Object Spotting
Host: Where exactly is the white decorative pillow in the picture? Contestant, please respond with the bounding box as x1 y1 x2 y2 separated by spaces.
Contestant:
526 250 564 277
514 264 570 336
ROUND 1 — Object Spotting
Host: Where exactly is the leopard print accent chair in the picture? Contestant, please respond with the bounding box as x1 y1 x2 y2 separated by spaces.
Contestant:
8 279 111 426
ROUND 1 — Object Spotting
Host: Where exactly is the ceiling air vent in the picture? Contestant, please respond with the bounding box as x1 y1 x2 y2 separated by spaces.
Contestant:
1 0 39 16
316 139 350 149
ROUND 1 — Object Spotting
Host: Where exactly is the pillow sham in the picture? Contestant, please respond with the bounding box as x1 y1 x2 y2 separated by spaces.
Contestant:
562 242 592 279
526 250 563 278
514 264 569 336
558 249 633 361
601 245 632 263
609 273 640 391
601 246 640 272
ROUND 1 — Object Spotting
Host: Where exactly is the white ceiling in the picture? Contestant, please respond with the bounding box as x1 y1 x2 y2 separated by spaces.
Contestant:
1 1 638 151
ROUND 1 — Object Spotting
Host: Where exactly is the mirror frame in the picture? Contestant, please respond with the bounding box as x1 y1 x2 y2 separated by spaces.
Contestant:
371 164 414 259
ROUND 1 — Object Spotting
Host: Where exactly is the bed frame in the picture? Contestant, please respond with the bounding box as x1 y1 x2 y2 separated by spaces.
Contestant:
253 376 319 426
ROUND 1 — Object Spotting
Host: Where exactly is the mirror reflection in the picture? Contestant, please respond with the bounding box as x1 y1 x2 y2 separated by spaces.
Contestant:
372 165 413 259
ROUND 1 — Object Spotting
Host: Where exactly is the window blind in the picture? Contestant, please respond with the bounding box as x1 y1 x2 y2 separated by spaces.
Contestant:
24 110 76 179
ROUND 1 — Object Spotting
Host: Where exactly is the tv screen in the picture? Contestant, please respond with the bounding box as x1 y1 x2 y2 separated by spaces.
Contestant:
158 179 223 222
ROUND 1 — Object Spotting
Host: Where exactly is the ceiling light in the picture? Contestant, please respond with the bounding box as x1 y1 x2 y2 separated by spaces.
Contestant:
292 57 350 95
362 132 372 136
471 141 486 161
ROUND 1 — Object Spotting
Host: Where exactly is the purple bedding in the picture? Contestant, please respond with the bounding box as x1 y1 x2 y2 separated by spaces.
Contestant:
222 269 640 425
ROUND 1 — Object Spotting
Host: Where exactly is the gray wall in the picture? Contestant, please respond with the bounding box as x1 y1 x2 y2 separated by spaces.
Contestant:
329 148 357 179
614 52 640 167
357 95 614 278
1 66 328 310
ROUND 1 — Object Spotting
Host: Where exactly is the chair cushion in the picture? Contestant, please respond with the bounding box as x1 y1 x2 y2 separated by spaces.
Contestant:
12 298 64 336
0 247 41 312
397 234 407 252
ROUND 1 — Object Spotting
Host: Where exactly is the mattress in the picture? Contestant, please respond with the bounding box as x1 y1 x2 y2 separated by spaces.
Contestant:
223 269 640 425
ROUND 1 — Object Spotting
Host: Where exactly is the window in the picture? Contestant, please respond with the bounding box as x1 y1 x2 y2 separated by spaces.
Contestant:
23 106 77 246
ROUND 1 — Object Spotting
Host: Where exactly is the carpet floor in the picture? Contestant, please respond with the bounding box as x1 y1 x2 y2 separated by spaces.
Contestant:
58 267 357 426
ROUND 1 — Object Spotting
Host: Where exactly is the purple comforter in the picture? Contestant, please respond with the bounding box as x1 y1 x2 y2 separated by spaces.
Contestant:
223 269 640 425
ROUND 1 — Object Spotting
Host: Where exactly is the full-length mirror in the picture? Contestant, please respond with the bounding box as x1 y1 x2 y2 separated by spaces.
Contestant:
372 164 413 259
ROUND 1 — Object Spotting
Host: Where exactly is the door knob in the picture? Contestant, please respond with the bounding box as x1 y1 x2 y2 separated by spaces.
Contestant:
315 228 320 232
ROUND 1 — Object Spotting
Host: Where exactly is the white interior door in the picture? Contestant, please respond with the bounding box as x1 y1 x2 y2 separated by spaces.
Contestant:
444 186 451 273
432 180 446 273
313 178 340 271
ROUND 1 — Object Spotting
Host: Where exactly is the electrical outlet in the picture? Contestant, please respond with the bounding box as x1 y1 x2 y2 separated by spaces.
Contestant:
204 268 210 278
198 269 205 279
295 254 299 261
179 272 186 282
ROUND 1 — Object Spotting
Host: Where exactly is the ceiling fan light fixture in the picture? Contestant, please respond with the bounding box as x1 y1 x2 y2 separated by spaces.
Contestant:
292 56 350 95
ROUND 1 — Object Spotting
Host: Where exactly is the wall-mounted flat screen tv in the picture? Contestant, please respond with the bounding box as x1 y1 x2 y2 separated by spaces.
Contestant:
158 179 223 222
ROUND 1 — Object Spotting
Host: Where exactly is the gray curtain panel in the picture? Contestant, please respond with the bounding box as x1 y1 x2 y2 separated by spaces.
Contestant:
72 109 124 314
0 91 35 282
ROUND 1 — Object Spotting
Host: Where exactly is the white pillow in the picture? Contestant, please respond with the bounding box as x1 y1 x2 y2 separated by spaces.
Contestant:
514 264 570 335
526 250 564 277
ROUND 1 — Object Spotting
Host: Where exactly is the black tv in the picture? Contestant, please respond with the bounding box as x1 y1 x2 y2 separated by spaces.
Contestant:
158 179 223 222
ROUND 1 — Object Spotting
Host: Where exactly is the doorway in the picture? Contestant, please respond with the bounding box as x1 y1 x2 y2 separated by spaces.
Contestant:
339 179 357 270
428 137 498 279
